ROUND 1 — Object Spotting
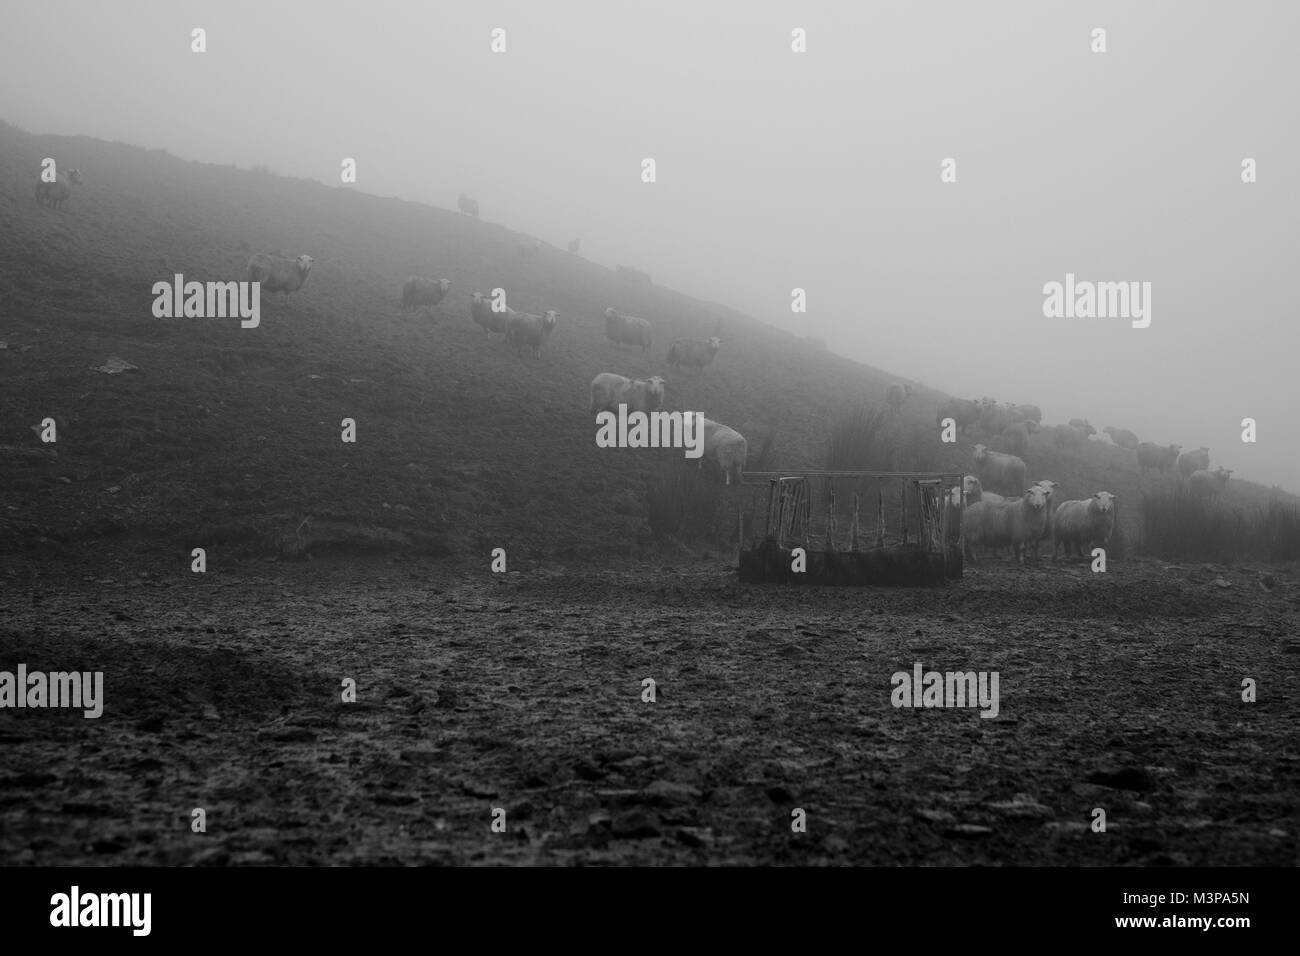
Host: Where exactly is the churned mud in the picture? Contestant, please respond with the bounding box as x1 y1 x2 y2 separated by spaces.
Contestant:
1 556 1297 865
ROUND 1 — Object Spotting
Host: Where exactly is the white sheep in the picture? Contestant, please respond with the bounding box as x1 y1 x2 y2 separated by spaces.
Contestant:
1103 426 1140 449
961 485 1050 565
1178 447 1211 479
1001 421 1029 456
667 336 721 372
1137 442 1181 476
458 192 479 217
700 418 747 486
885 382 914 414
470 292 509 336
589 373 666 415
1188 467 1231 499
401 276 450 314
568 238 581 254
518 239 541 258
603 308 654 352
505 309 558 358
246 253 314 305
35 168 82 209
972 443 1027 496
1051 492 1118 560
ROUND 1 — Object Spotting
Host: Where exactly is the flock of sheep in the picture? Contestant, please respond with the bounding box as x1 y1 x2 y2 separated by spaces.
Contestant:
917 393 1234 565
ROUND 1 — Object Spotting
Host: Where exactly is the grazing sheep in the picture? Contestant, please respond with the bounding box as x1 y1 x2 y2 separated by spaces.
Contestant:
1188 467 1231 499
1001 421 1029 456
505 309 558 358
1053 423 1086 450
35 168 82 209
616 265 652 286
667 336 721 372
469 292 509 337
1051 492 1118 560
1068 418 1096 437
1137 442 1181 476
589 373 666 415
700 418 747 486
568 238 581 254
961 486 1050 565
603 308 654 352
885 382 914 414
246 253 314 305
401 276 450 314
1178 447 1210 479
457 192 479 217
972 443 1027 496
1103 426 1140 449
936 398 981 435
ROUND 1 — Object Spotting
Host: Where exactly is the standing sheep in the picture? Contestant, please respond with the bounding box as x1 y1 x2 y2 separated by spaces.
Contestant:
1051 492 1118 560
1103 426 1140 449
568 238 581 254
35 168 83 209
603 308 654 352
1053 424 1086 450
458 192 480 217
1178 447 1210 479
1137 442 1181 476
505 309 558 358
470 292 509 337
972 443 1027 496
246 253 314 306
961 486 1050 565
699 418 747 486
401 277 450 315
1188 467 1231 499
589 373 665 415
667 336 721 372
936 398 981 436
1068 418 1096 437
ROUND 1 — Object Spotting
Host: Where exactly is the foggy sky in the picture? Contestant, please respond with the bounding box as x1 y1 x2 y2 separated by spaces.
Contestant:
2 0 1295 491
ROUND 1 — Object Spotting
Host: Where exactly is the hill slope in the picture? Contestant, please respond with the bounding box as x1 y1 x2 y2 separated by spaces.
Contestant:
1 121 1292 565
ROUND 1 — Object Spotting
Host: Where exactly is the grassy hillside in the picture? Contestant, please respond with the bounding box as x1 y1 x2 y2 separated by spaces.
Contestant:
1 119 1293 566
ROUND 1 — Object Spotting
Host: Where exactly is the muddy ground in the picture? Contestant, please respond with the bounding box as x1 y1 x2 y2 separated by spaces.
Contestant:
1 555 1297 866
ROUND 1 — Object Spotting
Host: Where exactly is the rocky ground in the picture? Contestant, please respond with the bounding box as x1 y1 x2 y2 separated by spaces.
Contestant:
2 554 1296 865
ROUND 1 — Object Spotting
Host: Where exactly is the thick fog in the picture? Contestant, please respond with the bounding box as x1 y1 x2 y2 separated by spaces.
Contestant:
2 0 1295 491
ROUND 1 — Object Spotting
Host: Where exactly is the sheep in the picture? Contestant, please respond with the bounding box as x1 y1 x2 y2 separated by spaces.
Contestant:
568 238 581 254
1068 418 1096 437
1053 423 1086 450
1009 403 1042 425
1178 446 1210 479
961 485 1050 565
972 443 1027 496
936 398 981 435
1137 442 1181 476
457 192 479 217
700 418 747 486
667 336 721 372
469 292 510 337
885 382 914 414
35 168 82 209
616 265 652 286
589 373 666 416
945 475 985 544
1188 467 1231 499
1029 479 1060 560
1103 426 1140 450
979 401 1012 436
1051 491 1118 560
603 308 653 352
246 253 314 305
1001 421 1029 456
518 239 541 258
505 309 558 358
401 276 450 314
